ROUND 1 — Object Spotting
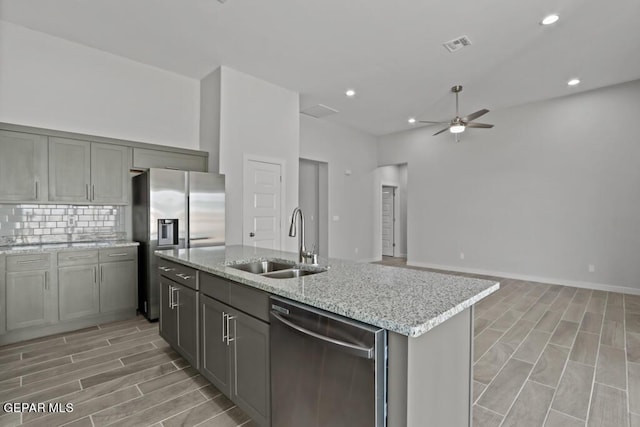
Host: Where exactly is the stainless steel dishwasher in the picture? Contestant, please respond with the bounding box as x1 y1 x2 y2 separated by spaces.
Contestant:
270 296 387 427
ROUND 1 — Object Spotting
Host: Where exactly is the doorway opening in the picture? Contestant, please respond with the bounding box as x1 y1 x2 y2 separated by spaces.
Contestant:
382 186 396 257
378 163 408 260
298 158 329 259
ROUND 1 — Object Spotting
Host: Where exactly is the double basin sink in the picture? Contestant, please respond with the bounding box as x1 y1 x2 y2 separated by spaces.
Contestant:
228 260 327 279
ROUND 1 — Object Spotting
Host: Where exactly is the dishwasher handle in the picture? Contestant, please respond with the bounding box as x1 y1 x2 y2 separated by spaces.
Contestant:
271 311 374 359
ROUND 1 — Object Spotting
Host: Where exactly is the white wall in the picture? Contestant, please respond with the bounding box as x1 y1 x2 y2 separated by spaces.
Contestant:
376 164 408 258
300 114 379 261
0 21 200 148
217 67 300 251
378 79 640 293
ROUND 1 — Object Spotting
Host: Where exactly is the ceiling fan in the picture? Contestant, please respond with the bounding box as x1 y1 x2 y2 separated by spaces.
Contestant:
419 85 493 141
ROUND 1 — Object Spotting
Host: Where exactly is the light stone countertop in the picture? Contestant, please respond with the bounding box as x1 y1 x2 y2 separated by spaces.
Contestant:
156 245 500 337
0 240 139 255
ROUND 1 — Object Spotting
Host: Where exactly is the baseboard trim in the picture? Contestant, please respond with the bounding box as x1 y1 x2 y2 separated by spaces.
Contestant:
407 261 640 296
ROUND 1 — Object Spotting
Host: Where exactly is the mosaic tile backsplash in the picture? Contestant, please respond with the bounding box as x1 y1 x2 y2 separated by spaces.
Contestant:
0 204 125 246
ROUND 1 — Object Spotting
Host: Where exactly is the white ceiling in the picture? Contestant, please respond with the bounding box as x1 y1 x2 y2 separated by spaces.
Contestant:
1 0 639 136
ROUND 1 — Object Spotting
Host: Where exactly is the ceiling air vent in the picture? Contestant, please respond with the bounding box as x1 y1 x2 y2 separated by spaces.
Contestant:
300 104 339 118
443 35 472 53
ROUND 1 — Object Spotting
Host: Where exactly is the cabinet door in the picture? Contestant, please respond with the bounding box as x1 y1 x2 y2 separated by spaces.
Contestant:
0 130 48 202
59 265 99 320
132 148 207 172
175 283 198 368
99 260 136 313
199 294 231 396
231 310 271 427
6 270 54 330
48 137 91 202
91 143 129 204
160 276 177 347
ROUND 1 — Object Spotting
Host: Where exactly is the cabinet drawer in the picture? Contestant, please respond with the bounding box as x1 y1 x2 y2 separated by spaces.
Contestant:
229 282 269 323
58 250 99 267
200 272 229 303
200 272 269 323
157 259 197 290
99 247 137 263
6 253 51 272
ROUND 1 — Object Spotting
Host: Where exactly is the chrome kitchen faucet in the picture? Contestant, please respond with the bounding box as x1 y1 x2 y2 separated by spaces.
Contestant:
288 207 318 264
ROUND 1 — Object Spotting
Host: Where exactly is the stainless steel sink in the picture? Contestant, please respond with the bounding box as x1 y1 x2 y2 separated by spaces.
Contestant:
229 260 294 274
261 268 321 279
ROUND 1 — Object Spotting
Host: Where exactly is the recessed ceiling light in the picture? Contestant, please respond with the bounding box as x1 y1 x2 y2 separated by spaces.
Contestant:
567 78 581 86
345 89 356 97
408 117 416 124
541 14 559 25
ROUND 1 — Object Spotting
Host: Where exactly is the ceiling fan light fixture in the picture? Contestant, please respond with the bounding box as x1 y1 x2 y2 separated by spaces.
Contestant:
450 124 466 134
541 14 560 25
408 117 416 124
567 78 581 86
345 89 356 97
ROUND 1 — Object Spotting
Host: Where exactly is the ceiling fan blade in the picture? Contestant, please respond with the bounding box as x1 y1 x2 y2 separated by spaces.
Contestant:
462 109 489 122
433 127 450 136
466 122 494 129
419 120 449 124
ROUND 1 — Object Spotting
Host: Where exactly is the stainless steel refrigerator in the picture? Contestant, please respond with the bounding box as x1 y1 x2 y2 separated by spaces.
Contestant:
133 168 225 320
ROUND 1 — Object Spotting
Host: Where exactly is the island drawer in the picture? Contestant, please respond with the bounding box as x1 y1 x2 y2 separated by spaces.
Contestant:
58 250 99 267
99 247 137 263
7 253 51 272
200 272 269 322
158 259 197 290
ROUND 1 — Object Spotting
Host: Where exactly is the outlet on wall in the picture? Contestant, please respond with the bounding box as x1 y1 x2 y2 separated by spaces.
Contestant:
588 264 595 273
460 252 465 260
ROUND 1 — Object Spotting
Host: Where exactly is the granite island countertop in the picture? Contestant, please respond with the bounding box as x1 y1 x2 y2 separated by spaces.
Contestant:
0 240 139 255
156 245 499 337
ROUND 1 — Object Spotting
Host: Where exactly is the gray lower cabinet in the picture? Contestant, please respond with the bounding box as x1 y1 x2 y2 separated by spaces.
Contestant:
0 130 48 202
199 276 270 427
48 137 129 204
160 277 199 368
99 261 137 313
59 264 99 320
5 254 56 331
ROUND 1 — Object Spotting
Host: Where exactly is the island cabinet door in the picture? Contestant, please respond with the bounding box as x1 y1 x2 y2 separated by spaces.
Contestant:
159 277 177 347
175 283 198 368
199 294 231 396
230 310 270 427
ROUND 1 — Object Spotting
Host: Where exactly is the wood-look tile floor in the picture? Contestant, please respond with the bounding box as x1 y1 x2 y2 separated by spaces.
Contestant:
378 256 640 427
0 317 256 427
3 258 639 427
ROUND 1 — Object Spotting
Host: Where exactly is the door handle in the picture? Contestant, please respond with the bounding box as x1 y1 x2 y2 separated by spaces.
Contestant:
271 311 374 359
249 232 255 237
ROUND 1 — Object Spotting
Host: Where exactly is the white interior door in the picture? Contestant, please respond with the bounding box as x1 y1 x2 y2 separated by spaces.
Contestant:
382 186 395 257
243 159 282 250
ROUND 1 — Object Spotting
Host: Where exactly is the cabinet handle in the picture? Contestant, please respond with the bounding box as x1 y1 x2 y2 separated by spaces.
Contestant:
108 253 128 257
175 273 192 280
221 312 227 343
226 315 236 346
44 271 48 290
69 255 93 260
158 266 175 272
170 287 179 309
16 259 46 264
100 266 104 282
92 184 95 201
35 181 38 199
86 183 90 201
168 285 174 308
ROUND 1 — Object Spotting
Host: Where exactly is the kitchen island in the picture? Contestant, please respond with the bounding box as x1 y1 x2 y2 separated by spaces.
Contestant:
156 245 499 427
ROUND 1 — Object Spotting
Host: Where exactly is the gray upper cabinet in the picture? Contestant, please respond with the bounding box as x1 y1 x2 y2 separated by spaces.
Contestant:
0 130 48 202
91 143 129 204
49 137 91 202
132 147 207 172
49 138 129 204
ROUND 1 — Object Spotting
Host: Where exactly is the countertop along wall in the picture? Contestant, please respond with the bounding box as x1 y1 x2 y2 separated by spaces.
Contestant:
378 79 640 294
0 21 200 149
